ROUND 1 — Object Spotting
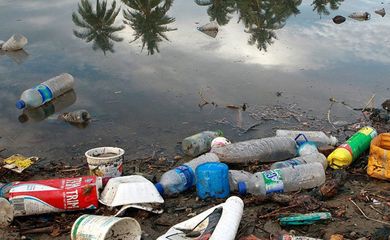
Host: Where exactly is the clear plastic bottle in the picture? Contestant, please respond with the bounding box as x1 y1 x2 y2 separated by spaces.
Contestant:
211 137 297 164
16 73 74 109
270 153 327 170
276 130 338 147
229 170 252 194
182 130 223 157
155 153 219 196
239 162 325 196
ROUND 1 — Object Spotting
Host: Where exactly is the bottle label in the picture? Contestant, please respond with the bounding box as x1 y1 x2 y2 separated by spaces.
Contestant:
286 159 301 167
262 170 284 194
175 165 194 189
358 126 377 138
35 84 53 103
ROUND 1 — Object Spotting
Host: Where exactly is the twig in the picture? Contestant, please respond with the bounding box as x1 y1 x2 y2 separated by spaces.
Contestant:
362 94 376 112
327 102 337 130
198 91 209 107
350 199 390 225
20 226 54 235
370 205 385 215
258 204 299 219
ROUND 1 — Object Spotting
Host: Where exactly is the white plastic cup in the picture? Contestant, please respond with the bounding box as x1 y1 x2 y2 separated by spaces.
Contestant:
71 215 141 240
1 34 28 51
85 147 124 178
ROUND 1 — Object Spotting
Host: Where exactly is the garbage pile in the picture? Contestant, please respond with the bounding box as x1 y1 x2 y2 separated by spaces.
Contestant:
1 122 389 239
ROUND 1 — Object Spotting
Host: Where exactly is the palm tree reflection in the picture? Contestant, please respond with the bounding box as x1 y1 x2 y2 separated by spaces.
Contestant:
311 0 344 16
122 0 177 55
72 0 124 54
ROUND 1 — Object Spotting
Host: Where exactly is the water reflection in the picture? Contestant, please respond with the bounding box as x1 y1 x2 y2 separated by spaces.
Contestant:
195 0 236 26
311 0 344 16
122 0 177 55
72 0 125 54
0 49 29 65
18 90 77 123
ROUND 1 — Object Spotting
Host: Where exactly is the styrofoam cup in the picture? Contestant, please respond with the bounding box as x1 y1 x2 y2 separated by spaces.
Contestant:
85 147 124 178
71 215 141 240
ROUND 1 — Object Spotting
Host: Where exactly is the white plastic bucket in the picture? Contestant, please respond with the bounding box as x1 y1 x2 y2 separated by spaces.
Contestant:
71 215 141 240
85 147 124 178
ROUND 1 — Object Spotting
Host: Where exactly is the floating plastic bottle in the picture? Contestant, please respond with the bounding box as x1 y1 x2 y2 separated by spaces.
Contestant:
270 153 327 170
182 130 223 157
59 109 91 124
16 73 75 109
1 34 28 51
155 153 219 196
276 130 338 147
211 137 297 164
327 126 377 169
238 162 325 196
196 162 230 199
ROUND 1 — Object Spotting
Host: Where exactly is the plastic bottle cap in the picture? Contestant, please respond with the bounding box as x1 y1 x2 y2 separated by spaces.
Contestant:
15 100 25 109
155 183 164 195
330 136 338 146
238 182 247 196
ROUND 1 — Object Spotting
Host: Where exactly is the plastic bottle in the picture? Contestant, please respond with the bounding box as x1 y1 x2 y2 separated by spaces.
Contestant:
276 129 338 147
211 137 297 164
328 126 377 169
182 130 223 157
270 153 327 170
238 162 325 196
1 34 28 51
229 170 252 194
16 73 75 109
196 162 230 199
59 109 91 124
155 153 219 196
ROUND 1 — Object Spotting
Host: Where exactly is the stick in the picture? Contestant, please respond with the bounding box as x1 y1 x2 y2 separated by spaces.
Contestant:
327 102 337 130
20 226 54 235
350 199 390 225
362 94 376 112
370 205 385 215
258 204 299 219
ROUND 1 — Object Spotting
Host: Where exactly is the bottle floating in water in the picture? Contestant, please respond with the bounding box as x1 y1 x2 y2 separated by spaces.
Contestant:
182 130 223 157
155 153 219 196
238 162 325 196
211 137 297 164
276 129 338 147
16 73 75 109
59 109 91 124
270 153 328 170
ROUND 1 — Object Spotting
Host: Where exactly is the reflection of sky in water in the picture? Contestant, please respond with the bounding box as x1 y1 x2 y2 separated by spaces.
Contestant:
0 0 389 159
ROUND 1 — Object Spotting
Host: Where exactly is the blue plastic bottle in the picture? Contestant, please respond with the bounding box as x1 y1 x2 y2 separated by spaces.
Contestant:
155 153 219 196
196 162 230 199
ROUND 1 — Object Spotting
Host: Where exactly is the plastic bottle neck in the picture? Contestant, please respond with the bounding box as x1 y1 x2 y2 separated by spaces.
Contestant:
16 100 26 109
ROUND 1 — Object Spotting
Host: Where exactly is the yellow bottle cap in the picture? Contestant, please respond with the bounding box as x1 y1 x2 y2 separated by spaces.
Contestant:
327 148 353 169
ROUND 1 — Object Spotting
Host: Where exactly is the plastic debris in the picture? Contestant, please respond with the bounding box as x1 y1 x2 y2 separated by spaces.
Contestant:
276 130 338 147
197 22 219 38
332 15 346 24
275 234 321 240
182 130 223 157
2 154 39 173
59 109 91 124
211 136 231 149
367 133 390 180
85 147 125 177
157 196 243 240
349 12 370 21
1 34 28 51
375 8 386 17
279 212 331 226
196 162 230 199
99 175 164 207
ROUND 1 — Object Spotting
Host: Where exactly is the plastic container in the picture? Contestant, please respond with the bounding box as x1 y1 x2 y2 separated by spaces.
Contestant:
85 147 124 178
327 126 377 169
239 162 325 196
71 215 141 240
211 137 297 164
276 130 338 147
196 162 230 199
16 73 75 109
211 136 231 149
155 153 219 196
270 153 327 170
367 133 390 180
1 34 28 51
229 170 252 194
60 109 90 123
279 212 331 226
182 130 223 157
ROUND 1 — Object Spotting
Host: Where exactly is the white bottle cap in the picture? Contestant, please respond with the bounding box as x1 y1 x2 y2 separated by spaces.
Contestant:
330 136 338 146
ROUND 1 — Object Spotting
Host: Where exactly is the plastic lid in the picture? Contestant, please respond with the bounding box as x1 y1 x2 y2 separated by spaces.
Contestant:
238 182 247 196
15 100 25 109
155 183 164 195
330 136 338 146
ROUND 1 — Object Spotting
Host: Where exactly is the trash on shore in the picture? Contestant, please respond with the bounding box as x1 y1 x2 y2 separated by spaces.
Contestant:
196 162 230 199
99 175 164 207
332 15 346 24
71 214 142 240
59 109 91 124
0 198 13 228
276 129 338 147
2 154 39 173
274 234 322 240
157 196 243 240
375 8 386 17
211 136 231 149
279 212 331 226
367 133 390 180
349 12 371 21
197 22 219 38
85 147 125 177
0 34 28 51
182 130 223 157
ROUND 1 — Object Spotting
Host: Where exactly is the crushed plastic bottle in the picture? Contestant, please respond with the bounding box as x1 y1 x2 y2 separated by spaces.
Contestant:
155 153 219 196
276 129 338 147
327 126 377 169
182 130 223 157
229 170 252 195
238 162 325 196
16 73 75 109
211 137 297 164
59 109 91 124
270 153 327 170
1 34 28 51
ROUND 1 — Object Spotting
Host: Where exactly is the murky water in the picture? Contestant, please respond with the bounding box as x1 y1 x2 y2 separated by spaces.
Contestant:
0 0 389 162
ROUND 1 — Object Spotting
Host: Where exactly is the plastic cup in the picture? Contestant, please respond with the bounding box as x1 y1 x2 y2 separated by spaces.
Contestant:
85 147 124 178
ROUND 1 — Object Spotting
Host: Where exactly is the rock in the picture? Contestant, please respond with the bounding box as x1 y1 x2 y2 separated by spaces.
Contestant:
263 220 282 235
333 15 346 24
330 234 344 240
382 99 390 111
318 145 335 157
